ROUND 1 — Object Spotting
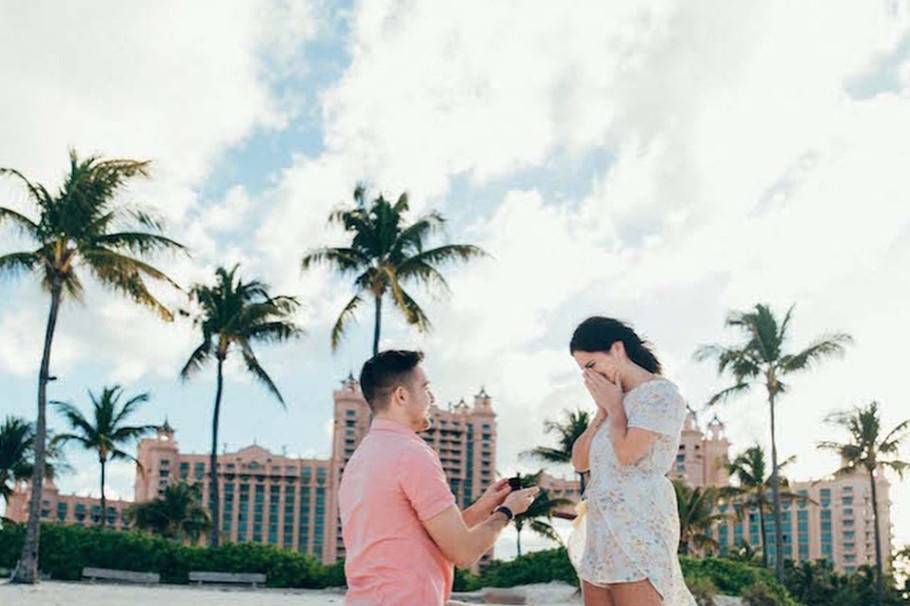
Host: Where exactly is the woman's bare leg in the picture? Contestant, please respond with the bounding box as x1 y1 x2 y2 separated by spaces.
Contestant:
582 580 615 606
608 579 662 606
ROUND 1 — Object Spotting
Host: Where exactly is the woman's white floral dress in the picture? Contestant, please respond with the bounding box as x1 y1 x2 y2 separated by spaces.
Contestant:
568 378 696 605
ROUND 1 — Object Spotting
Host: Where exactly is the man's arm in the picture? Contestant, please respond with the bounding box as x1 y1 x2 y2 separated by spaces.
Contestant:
461 478 510 528
424 487 539 569
424 505 510 568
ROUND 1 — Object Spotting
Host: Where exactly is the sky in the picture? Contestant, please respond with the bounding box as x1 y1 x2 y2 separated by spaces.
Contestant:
1 0 910 560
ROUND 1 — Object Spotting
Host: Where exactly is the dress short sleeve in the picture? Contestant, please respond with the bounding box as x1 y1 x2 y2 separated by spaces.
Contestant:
626 380 686 437
398 445 457 522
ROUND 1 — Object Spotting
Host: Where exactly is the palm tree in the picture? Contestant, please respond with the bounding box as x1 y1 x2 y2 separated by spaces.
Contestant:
695 303 851 581
301 185 487 355
0 417 37 505
52 385 156 528
1 417 66 528
180 264 301 547
0 151 184 583
126 482 211 542
521 409 592 494
817 401 909 606
673 479 727 556
512 471 573 557
720 444 804 568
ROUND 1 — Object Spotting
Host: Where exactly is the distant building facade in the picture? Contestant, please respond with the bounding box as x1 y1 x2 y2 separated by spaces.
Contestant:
8 377 499 568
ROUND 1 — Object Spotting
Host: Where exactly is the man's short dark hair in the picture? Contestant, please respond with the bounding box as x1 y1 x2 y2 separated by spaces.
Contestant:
359 350 425 412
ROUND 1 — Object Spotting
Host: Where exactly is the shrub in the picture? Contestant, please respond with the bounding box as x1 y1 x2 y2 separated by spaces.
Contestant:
686 576 718 606
0 523 334 588
742 581 786 606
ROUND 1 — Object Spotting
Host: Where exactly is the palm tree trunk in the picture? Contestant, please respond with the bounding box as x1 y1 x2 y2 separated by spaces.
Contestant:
768 390 785 582
372 295 382 357
14 285 62 581
12 282 62 584
516 524 522 557
758 500 769 569
208 356 225 547
100 458 107 529
869 467 884 606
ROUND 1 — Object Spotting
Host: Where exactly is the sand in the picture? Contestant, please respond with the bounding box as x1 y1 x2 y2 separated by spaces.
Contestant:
0 580 582 606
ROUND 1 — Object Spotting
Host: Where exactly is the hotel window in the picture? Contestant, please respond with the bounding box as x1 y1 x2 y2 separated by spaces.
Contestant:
56 502 68 521
316 468 327 485
820 488 831 508
179 462 189 478
194 462 205 479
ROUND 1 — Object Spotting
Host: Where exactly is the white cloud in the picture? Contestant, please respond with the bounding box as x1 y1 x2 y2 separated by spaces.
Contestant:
0 0 320 382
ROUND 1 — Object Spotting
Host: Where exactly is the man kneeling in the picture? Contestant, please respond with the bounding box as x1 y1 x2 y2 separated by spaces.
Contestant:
339 350 538 605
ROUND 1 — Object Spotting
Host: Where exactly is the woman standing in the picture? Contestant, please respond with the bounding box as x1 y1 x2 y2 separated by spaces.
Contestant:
567 316 695 606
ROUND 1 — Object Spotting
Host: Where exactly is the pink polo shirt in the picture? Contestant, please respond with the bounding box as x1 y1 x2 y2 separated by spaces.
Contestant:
338 418 456 606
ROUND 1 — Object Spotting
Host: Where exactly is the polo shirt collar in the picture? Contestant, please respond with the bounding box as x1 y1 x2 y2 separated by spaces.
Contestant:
371 417 419 437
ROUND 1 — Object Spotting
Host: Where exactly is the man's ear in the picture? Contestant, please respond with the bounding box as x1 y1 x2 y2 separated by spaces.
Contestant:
392 385 406 406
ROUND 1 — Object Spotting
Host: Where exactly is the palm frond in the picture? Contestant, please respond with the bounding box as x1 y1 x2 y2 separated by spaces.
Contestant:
301 247 369 273
0 251 41 278
706 382 752 407
180 338 213 379
780 333 853 373
92 231 186 256
330 294 363 350
0 206 39 237
387 280 431 332
240 342 285 406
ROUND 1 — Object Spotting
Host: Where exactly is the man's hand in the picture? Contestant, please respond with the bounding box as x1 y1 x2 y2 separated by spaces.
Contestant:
462 478 511 527
502 487 539 516
476 478 511 512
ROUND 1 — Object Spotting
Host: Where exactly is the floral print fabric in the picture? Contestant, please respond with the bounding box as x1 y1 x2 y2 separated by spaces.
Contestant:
568 378 696 605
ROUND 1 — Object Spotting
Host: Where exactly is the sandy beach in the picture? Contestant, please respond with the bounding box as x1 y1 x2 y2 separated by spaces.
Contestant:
0 580 584 606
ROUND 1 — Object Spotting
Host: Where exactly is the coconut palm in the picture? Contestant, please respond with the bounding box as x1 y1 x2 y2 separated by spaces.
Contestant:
720 444 804 568
0 417 38 505
301 185 487 355
179 264 301 546
52 385 156 528
512 471 573 557
695 303 851 581
817 401 909 606
126 482 211 542
673 479 728 556
0 151 184 583
521 408 592 494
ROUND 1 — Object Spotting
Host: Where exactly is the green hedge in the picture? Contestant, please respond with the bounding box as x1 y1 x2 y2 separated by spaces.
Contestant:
681 557 797 606
452 547 795 604
0 523 798 604
0 523 333 588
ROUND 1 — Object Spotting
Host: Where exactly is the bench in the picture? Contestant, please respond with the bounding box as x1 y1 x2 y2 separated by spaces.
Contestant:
82 567 160 584
188 571 267 588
